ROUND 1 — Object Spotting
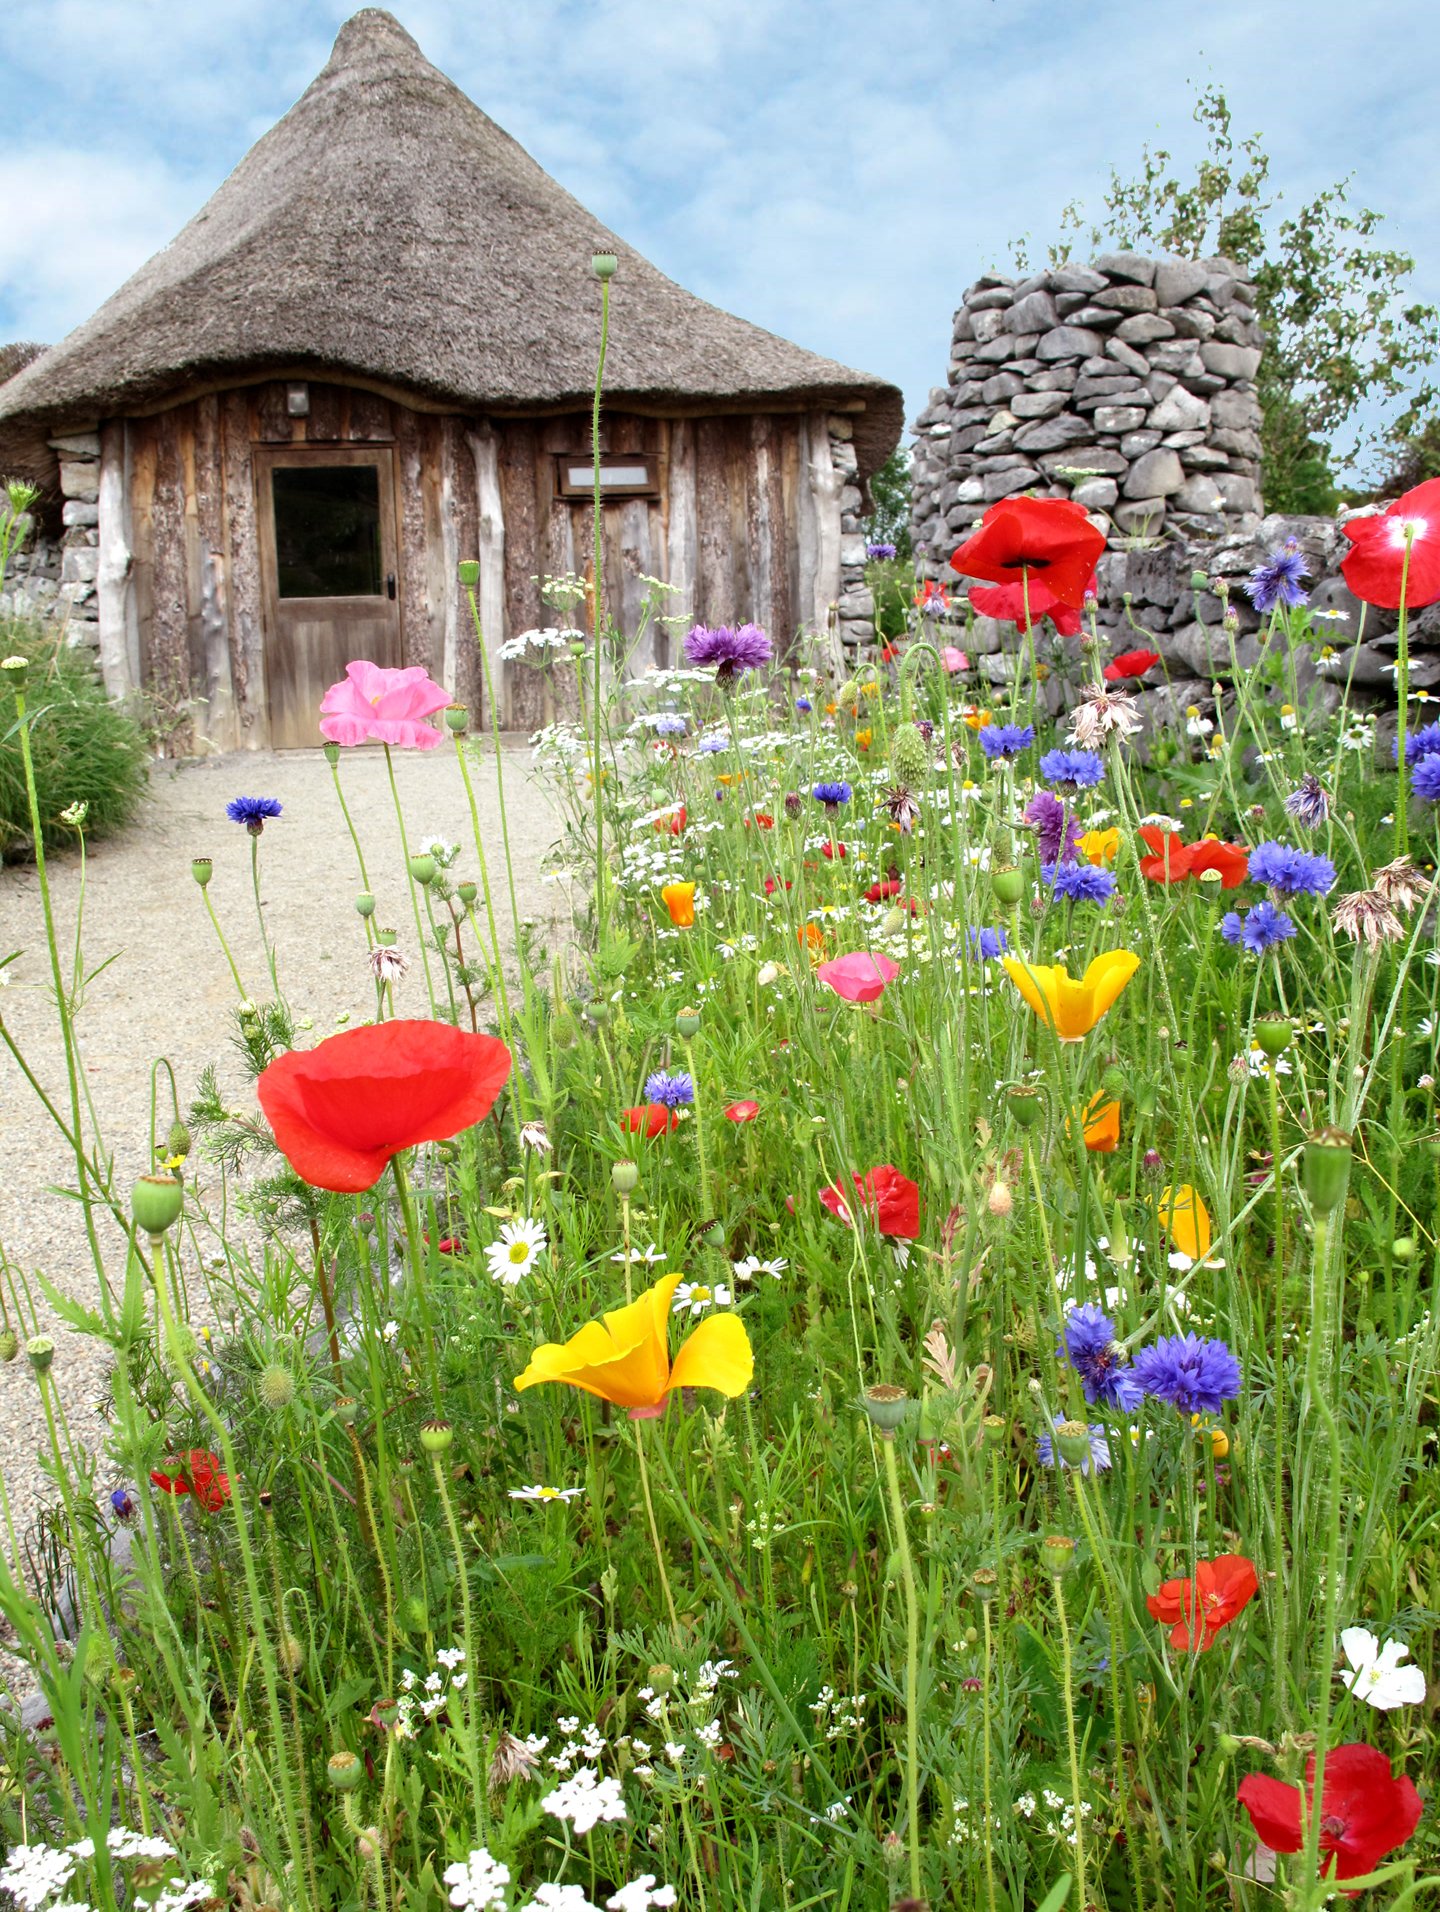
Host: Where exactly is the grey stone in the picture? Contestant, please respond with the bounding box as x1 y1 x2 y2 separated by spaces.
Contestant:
1071 477 1119 510
1081 355 1117 375
966 614 1007 654
1074 374 1148 403
1124 548 1185 608
1037 325 1106 362
955 479 986 504
982 372 1025 404
1180 445 1231 471
1168 307 1218 341
1120 429 1163 458
969 286 1016 311
1153 258 1212 306
1095 251 1157 286
1010 391 1069 419
1013 414 1094 453
1148 343 1206 378
1092 405 1148 433
983 466 1042 501
839 484 862 514
1039 446 1128 476
837 589 875 618
1051 264 1108 294
1211 388 1263 430
972 308 1007 344
1178 370 1227 397
1112 498 1169 536
1144 369 1179 400
1200 341 1262 380
1168 620 1257 676
61 500 99 528
1162 430 1208 449
1174 475 1226 515
951 425 989 453
952 309 977 343
1104 337 1151 377
1065 304 1123 329
58 460 99 501
1148 386 1211 432
61 547 98 584
1094 283 1160 314
975 333 1033 362
974 430 1015 455
1212 427 1263 460
1124 448 1185 498
1054 291 1092 317
1004 289 1060 334
1116 313 1176 344
1214 314 1258 346
1202 254 1246 280
839 534 869 567
48 431 101 459
1029 367 1078 392
1214 473 1263 514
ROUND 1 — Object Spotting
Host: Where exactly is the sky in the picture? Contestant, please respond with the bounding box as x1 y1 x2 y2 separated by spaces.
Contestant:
1 0 1437 478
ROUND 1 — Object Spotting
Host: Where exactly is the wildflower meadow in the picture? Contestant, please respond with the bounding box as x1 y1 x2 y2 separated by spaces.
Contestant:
5 337 1440 1912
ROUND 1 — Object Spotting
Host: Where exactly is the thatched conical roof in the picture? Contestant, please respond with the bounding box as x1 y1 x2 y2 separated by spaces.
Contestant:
0 10 901 489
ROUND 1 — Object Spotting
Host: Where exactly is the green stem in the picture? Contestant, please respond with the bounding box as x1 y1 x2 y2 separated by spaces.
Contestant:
1395 531 1414 859
880 1434 923 1904
979 1601 999 1912
432 1451 488 1849
1053 1570 1087 1912
633 1416 679 1629
382 742 438 1009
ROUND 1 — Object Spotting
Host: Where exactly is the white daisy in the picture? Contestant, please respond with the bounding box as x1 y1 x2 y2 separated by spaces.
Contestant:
1339 1627 1428 1710
509 1484 584 1503
732 1255 787 1282
672 1281 732 1316
486 1217 547 1286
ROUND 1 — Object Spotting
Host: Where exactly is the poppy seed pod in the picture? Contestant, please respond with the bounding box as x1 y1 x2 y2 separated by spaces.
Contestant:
327 1749 364 1792
408 854 437 886
322 740 341 766
611 1158 640 1195
190 856 213 887
1253 1015 1291 1057
457 560 481 588
419 1419 454 1454
991 864 1024 907
1054 1421 1093 1467
445 703 469 733
676 1005 701 1038
26 1335 55 1376
591 252 618 280
457 881 477 907
1303 1127 1353 1214
131 1173 184 1237
333 1395 360 1425
861 1383 910 1433
1006 1085 1043 1130
972 1567 998 1604
1040 1533 1077 1576
355 892 376 918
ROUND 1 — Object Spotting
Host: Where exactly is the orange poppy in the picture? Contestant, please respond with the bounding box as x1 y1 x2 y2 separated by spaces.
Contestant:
661 882 696 927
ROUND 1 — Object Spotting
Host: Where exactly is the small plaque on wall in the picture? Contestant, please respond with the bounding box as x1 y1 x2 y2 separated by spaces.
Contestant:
555 453 658 499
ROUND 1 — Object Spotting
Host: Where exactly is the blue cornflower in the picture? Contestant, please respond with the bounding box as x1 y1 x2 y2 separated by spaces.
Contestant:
645 712 687 737
643 1071 694 1109
1060 1304 1145 1412
697 736 728 755
1248 840 1336 897
1036 1425 1112 1475
226 796 282 834
1396 719 1440 765
812 781 853 809
965 925 1010 961
1283 773 1331 831
1220 901 1296 953
110 1486 136 1522
1131 1333 1241 1415
683 621 773 683
867 541 898 561
1413 755 1440 802
795 696 813 713
978 723 1035 760
1244 537 1310 613
1024 790 1082 864
1039 748 1104 790
1044 862 1116 905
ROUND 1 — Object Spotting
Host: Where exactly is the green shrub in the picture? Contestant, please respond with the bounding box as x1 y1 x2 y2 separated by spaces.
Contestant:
0 615 149 860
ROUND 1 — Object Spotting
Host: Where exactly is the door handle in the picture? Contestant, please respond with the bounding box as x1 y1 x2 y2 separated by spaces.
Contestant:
386 573 396 600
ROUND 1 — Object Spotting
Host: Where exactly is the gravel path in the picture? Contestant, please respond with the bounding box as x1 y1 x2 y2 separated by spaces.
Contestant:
0 741 562 1619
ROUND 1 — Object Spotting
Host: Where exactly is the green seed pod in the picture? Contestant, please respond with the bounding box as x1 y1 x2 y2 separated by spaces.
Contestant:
457 881 477 907
322 741 341 767
1302 1126 1352 1215
1054 1421 1093 1467
457 560 481 588
889 721 929 785
408 854 437 886
991 864 1024 907
980 1413 1007 1450
444 704 469 734
591 253 618 281
334 1395 361 1426
612 1159 640 1195
131 1173 184 1237
355 892 377 918
1252 1015 1291 1058
328 1749 365 1792
26 1335 55 1376
374 925 397 948
585 998 610 1027
419 1419 454 1454
860 1383 910 1433
190 857 213 888
1040 1533 1077 1576
1006 1085 1043 1130
676 1005 701 1038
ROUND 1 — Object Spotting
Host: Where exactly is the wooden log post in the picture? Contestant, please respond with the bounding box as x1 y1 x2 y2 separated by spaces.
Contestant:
95 423 138 702
802 412 844 677
467 425 508 728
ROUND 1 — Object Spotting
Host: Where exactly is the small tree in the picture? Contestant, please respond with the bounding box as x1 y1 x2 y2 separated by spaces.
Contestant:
1078 87 1438 510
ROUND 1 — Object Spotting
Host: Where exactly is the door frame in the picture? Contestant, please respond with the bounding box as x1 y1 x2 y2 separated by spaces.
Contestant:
253 443 404 743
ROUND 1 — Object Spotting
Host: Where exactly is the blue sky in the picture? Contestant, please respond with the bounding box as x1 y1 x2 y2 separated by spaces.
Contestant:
1 0 1436 476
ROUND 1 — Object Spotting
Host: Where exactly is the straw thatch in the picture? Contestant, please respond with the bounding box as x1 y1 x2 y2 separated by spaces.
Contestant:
0 10 901 490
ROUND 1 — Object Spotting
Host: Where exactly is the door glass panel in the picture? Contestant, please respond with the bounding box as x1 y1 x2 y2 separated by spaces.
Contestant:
273 465 382 598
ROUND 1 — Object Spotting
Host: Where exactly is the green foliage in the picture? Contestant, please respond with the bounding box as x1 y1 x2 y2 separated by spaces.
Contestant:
868 555 915 642
862 445 913 559
0 614 149 860
1369 413 1440 499
1077 84 1439 503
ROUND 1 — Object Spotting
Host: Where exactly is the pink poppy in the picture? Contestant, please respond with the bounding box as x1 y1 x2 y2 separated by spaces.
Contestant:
724 1100 760 1123
816 952 900 1003
319 661 452 749
941 646 969 673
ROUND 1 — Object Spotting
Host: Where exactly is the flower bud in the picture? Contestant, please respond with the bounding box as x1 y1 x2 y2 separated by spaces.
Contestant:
986 1177 1013 1218
328 1749 365 1792
676 1005 701 1038
408 854 437 886
889 722 930 784
26 1335 55 1376
1006 1085 1043 1130
190 856 213 888
1141 1147 1164 1182
1302 1126 1352 1214
280 1633 304 1674
355 892 376 918
1099 1062 1127 1100
457 560 481 588
591 252 619 280
445 703 469 733
585 999 610 1027
419 1419 454 1454
783 791 802 818
322 741 341 766
131 1173 183 1237
165 1118 192 1162
257 1364 296 1411
0 1329 17 1362
991 864 1024 907
1040 1533 1077 1576
1392 1235 1417 1263
611 1158 640 1195
881 905 907 937
861 1383 911 1433
1252 1015 1291 1058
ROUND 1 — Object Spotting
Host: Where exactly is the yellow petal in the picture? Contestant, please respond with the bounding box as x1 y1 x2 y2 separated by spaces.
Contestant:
1081 949 1140 1025
667 1312 754 1398
1001 956 1060 1027
1159 1183 1212 1260
514 1272 681 1408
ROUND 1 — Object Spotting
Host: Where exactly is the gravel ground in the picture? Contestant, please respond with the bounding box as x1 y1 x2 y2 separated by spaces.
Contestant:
0 740 562 1655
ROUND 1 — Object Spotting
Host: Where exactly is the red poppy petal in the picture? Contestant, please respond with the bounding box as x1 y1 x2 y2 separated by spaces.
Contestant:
1238 1774 1304 1854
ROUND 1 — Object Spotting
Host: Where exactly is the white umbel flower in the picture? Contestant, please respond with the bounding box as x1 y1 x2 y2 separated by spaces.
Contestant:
485 1217 547 1286
1339 1627 1428 1710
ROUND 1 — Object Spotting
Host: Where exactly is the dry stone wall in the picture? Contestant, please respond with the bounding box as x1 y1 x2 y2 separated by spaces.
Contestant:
911 252 1265 583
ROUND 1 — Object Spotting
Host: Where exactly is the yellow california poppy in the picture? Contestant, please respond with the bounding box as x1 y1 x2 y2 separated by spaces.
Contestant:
660 881 696 927
1078 828 1120 867
1158 1183 1212 1261
1001 950 1139 1042
514 1271 752 1416
1066 1093 1121 1153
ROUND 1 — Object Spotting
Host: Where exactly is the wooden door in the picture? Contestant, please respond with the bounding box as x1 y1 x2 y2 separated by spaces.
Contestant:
256 446 402 748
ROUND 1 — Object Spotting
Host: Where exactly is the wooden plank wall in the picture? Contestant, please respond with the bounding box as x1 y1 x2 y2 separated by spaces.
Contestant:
122 385 821 749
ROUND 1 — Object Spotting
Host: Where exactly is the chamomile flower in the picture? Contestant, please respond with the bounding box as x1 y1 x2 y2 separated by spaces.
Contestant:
485 1217 547 1286
510 1484 584 1503
733 1254 788 1282
672 1281 732 1316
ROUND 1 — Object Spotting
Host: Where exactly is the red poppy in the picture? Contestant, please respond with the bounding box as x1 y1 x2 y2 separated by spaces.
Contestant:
1340 477 1440 610
880 643 899 663
1145 1553 1257 1651
763 875 794 895
949 497 1106 612
865 878 904 903
821 841 847 861
914 581 950 612
1104 648 1161 682
622 1103 680 1139
1238 1743 1422 1890
1137 827 1248 889
745 812 775 829
819 1165 921 1240
969 580 1083 638
258 1021 512 1194
724 1100 760 1123
152 1449 231 1513
653 806 686 835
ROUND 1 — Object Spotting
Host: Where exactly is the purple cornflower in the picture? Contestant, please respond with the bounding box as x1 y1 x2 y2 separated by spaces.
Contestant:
1248 840 1336 898
645 712 687 737
1132 1333 1241 1415
697 735 727 754
1024 790 1082 864
1060 1304 1145 1412
1039 748 1104 791
965 925 1009 961
1283 773 1331 831
682 622 773 684
795 696 813 713
978 723 1035 761
1220 901 1296 953
226 796 282 834
110 1487 137 1523
643 1071 694 1109
1036 1425 1112 1475
1413 756 1440 802
812 781 852 810
1044 862 1116 905
1396 719 1440 765
1244 537 1310 614
866 541 898 561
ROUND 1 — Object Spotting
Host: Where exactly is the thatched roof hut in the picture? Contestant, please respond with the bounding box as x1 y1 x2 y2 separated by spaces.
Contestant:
0 10 900 747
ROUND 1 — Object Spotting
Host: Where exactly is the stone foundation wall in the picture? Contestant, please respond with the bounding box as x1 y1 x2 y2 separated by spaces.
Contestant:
0 532 62 625
830 414 874 654
911 251 1265 585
